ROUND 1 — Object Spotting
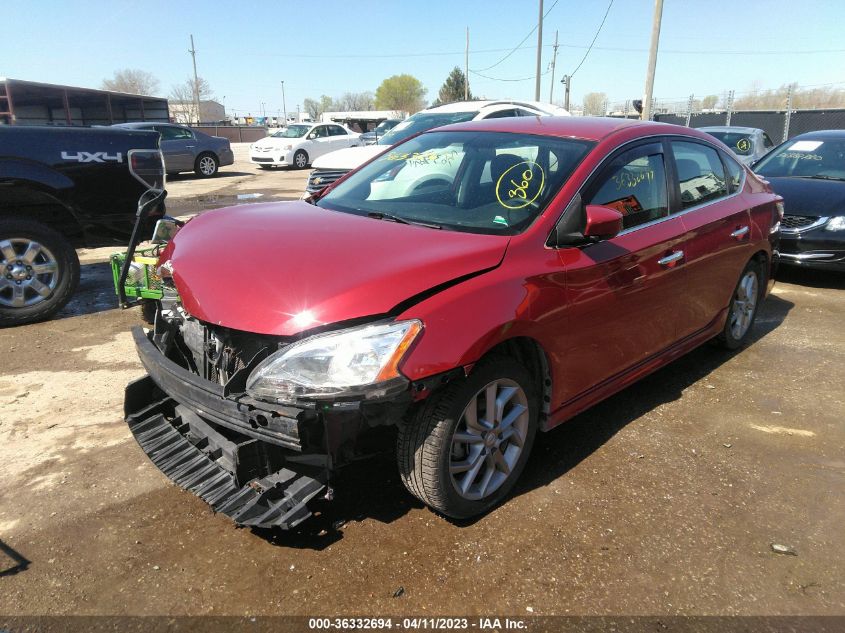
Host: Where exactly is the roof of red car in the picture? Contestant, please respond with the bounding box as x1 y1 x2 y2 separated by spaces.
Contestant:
435 115 676 141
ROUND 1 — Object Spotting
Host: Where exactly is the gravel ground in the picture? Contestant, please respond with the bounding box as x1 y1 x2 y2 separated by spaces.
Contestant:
0 156 843 618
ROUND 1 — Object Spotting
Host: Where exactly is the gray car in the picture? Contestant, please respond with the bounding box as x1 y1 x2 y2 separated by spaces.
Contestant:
113 122 234 177
698 126 775 166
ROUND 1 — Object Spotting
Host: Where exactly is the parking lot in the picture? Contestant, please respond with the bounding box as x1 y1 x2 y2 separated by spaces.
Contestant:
1 156 844 618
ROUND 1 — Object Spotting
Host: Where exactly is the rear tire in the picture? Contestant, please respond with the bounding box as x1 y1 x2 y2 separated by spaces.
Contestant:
194 153 219 177
716 259 764 350
397 357 538 519
0 218 80 327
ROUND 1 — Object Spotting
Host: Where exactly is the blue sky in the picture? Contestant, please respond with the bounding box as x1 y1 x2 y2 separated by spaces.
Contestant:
2 0 845 115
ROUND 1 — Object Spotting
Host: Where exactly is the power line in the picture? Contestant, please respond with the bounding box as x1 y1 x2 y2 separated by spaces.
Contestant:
470 67 552 83
472 0 560 72
569 0 615 78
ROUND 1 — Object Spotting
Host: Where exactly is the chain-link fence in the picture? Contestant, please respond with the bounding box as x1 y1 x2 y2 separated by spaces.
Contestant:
652 108 845 142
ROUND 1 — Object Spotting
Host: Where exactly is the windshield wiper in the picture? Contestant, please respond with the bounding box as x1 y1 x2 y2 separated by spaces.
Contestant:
798 174 845 181
367 211 441 229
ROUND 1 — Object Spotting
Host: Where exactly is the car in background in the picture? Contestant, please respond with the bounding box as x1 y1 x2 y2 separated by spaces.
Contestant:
125 117 779 529
753 130 845 271
249 122 361 169
113 122 233 177
360 118 403 145
699 126 774 165
304 100 570 195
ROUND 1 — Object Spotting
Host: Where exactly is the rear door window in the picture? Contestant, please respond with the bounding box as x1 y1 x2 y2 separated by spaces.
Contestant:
585 142 669 230
670 141 728 209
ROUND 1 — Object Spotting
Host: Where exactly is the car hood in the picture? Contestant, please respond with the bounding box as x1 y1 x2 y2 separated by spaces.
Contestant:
311 145 385 170
765 176 845 217
165 201 510 336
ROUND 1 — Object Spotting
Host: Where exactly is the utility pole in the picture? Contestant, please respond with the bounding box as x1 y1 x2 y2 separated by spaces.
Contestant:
281 81 287 122
561 75 571 112
535 0 543 101
548 29 559 103
641 0 664 121
783 84 794 142
726 89 735 126
189 34 201 124
465 27 470 101
685 94 695 127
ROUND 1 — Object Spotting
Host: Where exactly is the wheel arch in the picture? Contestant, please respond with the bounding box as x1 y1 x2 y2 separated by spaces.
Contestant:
477 336 553 429
0 185 85 247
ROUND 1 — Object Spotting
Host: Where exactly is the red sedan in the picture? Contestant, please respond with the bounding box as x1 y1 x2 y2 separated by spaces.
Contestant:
126 116 781 528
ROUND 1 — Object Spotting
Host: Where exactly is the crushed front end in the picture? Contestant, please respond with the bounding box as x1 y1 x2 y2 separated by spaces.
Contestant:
125 296 416 530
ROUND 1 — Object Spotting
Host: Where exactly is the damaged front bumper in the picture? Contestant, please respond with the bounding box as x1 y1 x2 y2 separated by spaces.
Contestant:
125 326 410 529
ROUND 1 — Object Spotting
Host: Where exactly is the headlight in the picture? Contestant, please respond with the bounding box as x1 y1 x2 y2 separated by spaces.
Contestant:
825 216 845 231
246 320 422 404
283 144 293 150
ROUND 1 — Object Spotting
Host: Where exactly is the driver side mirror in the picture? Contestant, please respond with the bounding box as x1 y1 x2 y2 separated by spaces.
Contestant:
307 132 317 140
583 204 623 240
549 195 624 247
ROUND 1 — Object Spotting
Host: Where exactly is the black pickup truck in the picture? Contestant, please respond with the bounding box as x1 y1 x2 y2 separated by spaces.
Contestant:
0 126 163 326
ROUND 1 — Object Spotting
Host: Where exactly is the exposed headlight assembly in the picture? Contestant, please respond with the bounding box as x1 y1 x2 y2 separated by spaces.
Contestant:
246 320 422 404
825 216 845 231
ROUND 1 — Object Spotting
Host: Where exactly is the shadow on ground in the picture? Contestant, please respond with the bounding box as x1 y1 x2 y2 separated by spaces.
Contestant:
775 265 845 289
0 539 30 577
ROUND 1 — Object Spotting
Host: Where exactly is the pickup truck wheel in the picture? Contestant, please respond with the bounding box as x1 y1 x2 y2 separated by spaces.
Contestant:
397 357 538 519
195 153 219 177
716 259 764 350
293 150 309 169
0 218 80 327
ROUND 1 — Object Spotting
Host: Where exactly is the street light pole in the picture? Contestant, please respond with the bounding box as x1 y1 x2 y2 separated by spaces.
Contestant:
281 81 287 123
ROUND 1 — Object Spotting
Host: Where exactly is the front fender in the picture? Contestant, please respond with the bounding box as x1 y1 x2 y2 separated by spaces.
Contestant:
395 264 563 387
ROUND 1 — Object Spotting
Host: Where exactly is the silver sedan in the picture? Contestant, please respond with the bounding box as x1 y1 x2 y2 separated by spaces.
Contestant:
698 126 775 166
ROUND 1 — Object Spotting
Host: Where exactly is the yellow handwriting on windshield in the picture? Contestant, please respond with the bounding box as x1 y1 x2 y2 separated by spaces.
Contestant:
496 161 545 210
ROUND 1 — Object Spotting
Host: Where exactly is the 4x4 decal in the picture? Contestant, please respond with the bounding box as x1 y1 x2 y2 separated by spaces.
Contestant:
60 151 123 163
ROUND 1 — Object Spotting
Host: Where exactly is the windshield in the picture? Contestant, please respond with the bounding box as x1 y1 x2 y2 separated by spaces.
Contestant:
273 125 310 138
705 131 754 156
754 138 845 179
373 119 400 134
376 112 476 146
316 130 594 235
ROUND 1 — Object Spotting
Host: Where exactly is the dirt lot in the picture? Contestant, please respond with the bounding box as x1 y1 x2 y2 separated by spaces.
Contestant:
1 154 844 618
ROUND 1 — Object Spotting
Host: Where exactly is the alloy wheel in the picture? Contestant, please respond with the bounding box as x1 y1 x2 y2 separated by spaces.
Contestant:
449 379 529 501
0 238 59 308
199 156 217 175
729 270 759 340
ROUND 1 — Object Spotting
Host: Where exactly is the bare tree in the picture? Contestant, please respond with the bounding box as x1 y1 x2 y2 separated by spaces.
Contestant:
102 69 160 95
582 92 608 116
302 95 335 120
335 92 375 111
732 82 845 110
169 78 214 124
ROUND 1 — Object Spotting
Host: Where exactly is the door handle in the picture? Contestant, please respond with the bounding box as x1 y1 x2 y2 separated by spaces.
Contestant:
657 250 685 267
185 145 196 148
730 225 750 240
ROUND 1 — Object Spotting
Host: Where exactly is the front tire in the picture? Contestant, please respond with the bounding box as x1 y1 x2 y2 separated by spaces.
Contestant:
195 153 219 177
0 218 80 327
293 150 309 169
716 259 764 349
397 357 538 519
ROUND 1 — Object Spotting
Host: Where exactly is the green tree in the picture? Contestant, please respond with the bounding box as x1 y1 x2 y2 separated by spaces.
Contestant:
434 67 472 106
375 74 427 113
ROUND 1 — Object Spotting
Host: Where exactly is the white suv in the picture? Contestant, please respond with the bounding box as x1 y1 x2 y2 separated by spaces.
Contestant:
304 100 568 194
